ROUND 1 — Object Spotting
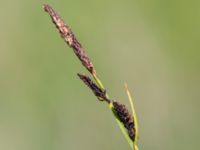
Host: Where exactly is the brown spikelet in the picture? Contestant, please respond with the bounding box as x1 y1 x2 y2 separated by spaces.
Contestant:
78 73 110 103
43 4 96 75
112 101 135 141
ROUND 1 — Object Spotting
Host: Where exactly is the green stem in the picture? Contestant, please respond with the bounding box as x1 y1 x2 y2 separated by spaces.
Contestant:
92 73 134 149
93 74 109 98
125 84 139 150
125 84 139 143
134 144 139 150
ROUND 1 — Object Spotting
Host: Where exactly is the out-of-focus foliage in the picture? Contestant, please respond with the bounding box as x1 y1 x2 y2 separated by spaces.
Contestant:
0 0 199 150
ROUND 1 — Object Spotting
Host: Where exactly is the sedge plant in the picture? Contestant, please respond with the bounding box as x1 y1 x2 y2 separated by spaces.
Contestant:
43 4 139 150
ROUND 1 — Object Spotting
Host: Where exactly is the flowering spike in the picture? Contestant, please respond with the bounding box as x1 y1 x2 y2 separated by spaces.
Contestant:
78 73 110 103
43 4 96 75
112 101 136 142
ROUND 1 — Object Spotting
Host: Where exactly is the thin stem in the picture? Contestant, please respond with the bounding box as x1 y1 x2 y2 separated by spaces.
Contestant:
92 74 134 148
93 74 110 99
93 74 134 148
125 84 139 143
134 145 139 150
125 84 139 150
93 74 106 92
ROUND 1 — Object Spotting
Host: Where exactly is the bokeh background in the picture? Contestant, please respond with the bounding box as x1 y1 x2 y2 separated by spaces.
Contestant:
0 0 200 150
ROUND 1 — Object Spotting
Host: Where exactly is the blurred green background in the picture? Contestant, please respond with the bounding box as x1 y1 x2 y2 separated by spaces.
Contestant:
0 0 200 150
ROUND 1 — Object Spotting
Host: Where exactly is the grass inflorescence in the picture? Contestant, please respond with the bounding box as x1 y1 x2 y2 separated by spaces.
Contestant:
43 4 139 150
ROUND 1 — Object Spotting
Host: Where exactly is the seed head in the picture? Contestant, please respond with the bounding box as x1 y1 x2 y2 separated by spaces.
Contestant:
78 73 110 103
43 4 95 75
112 101 135 141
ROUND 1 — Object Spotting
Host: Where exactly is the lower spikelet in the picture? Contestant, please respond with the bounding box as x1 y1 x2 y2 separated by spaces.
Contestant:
112 101 135 141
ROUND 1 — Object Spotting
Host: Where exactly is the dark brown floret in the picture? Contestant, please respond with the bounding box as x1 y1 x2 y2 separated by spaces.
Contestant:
112 101 135 141
43 4 95 74
78 73 110 103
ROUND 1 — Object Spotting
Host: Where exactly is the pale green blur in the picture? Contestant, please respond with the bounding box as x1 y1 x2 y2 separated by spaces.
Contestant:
0 0 200 150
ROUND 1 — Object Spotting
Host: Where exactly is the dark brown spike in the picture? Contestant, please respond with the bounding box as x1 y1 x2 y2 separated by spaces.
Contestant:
112 101 135 141
77 73 110 103
43 4 96 75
